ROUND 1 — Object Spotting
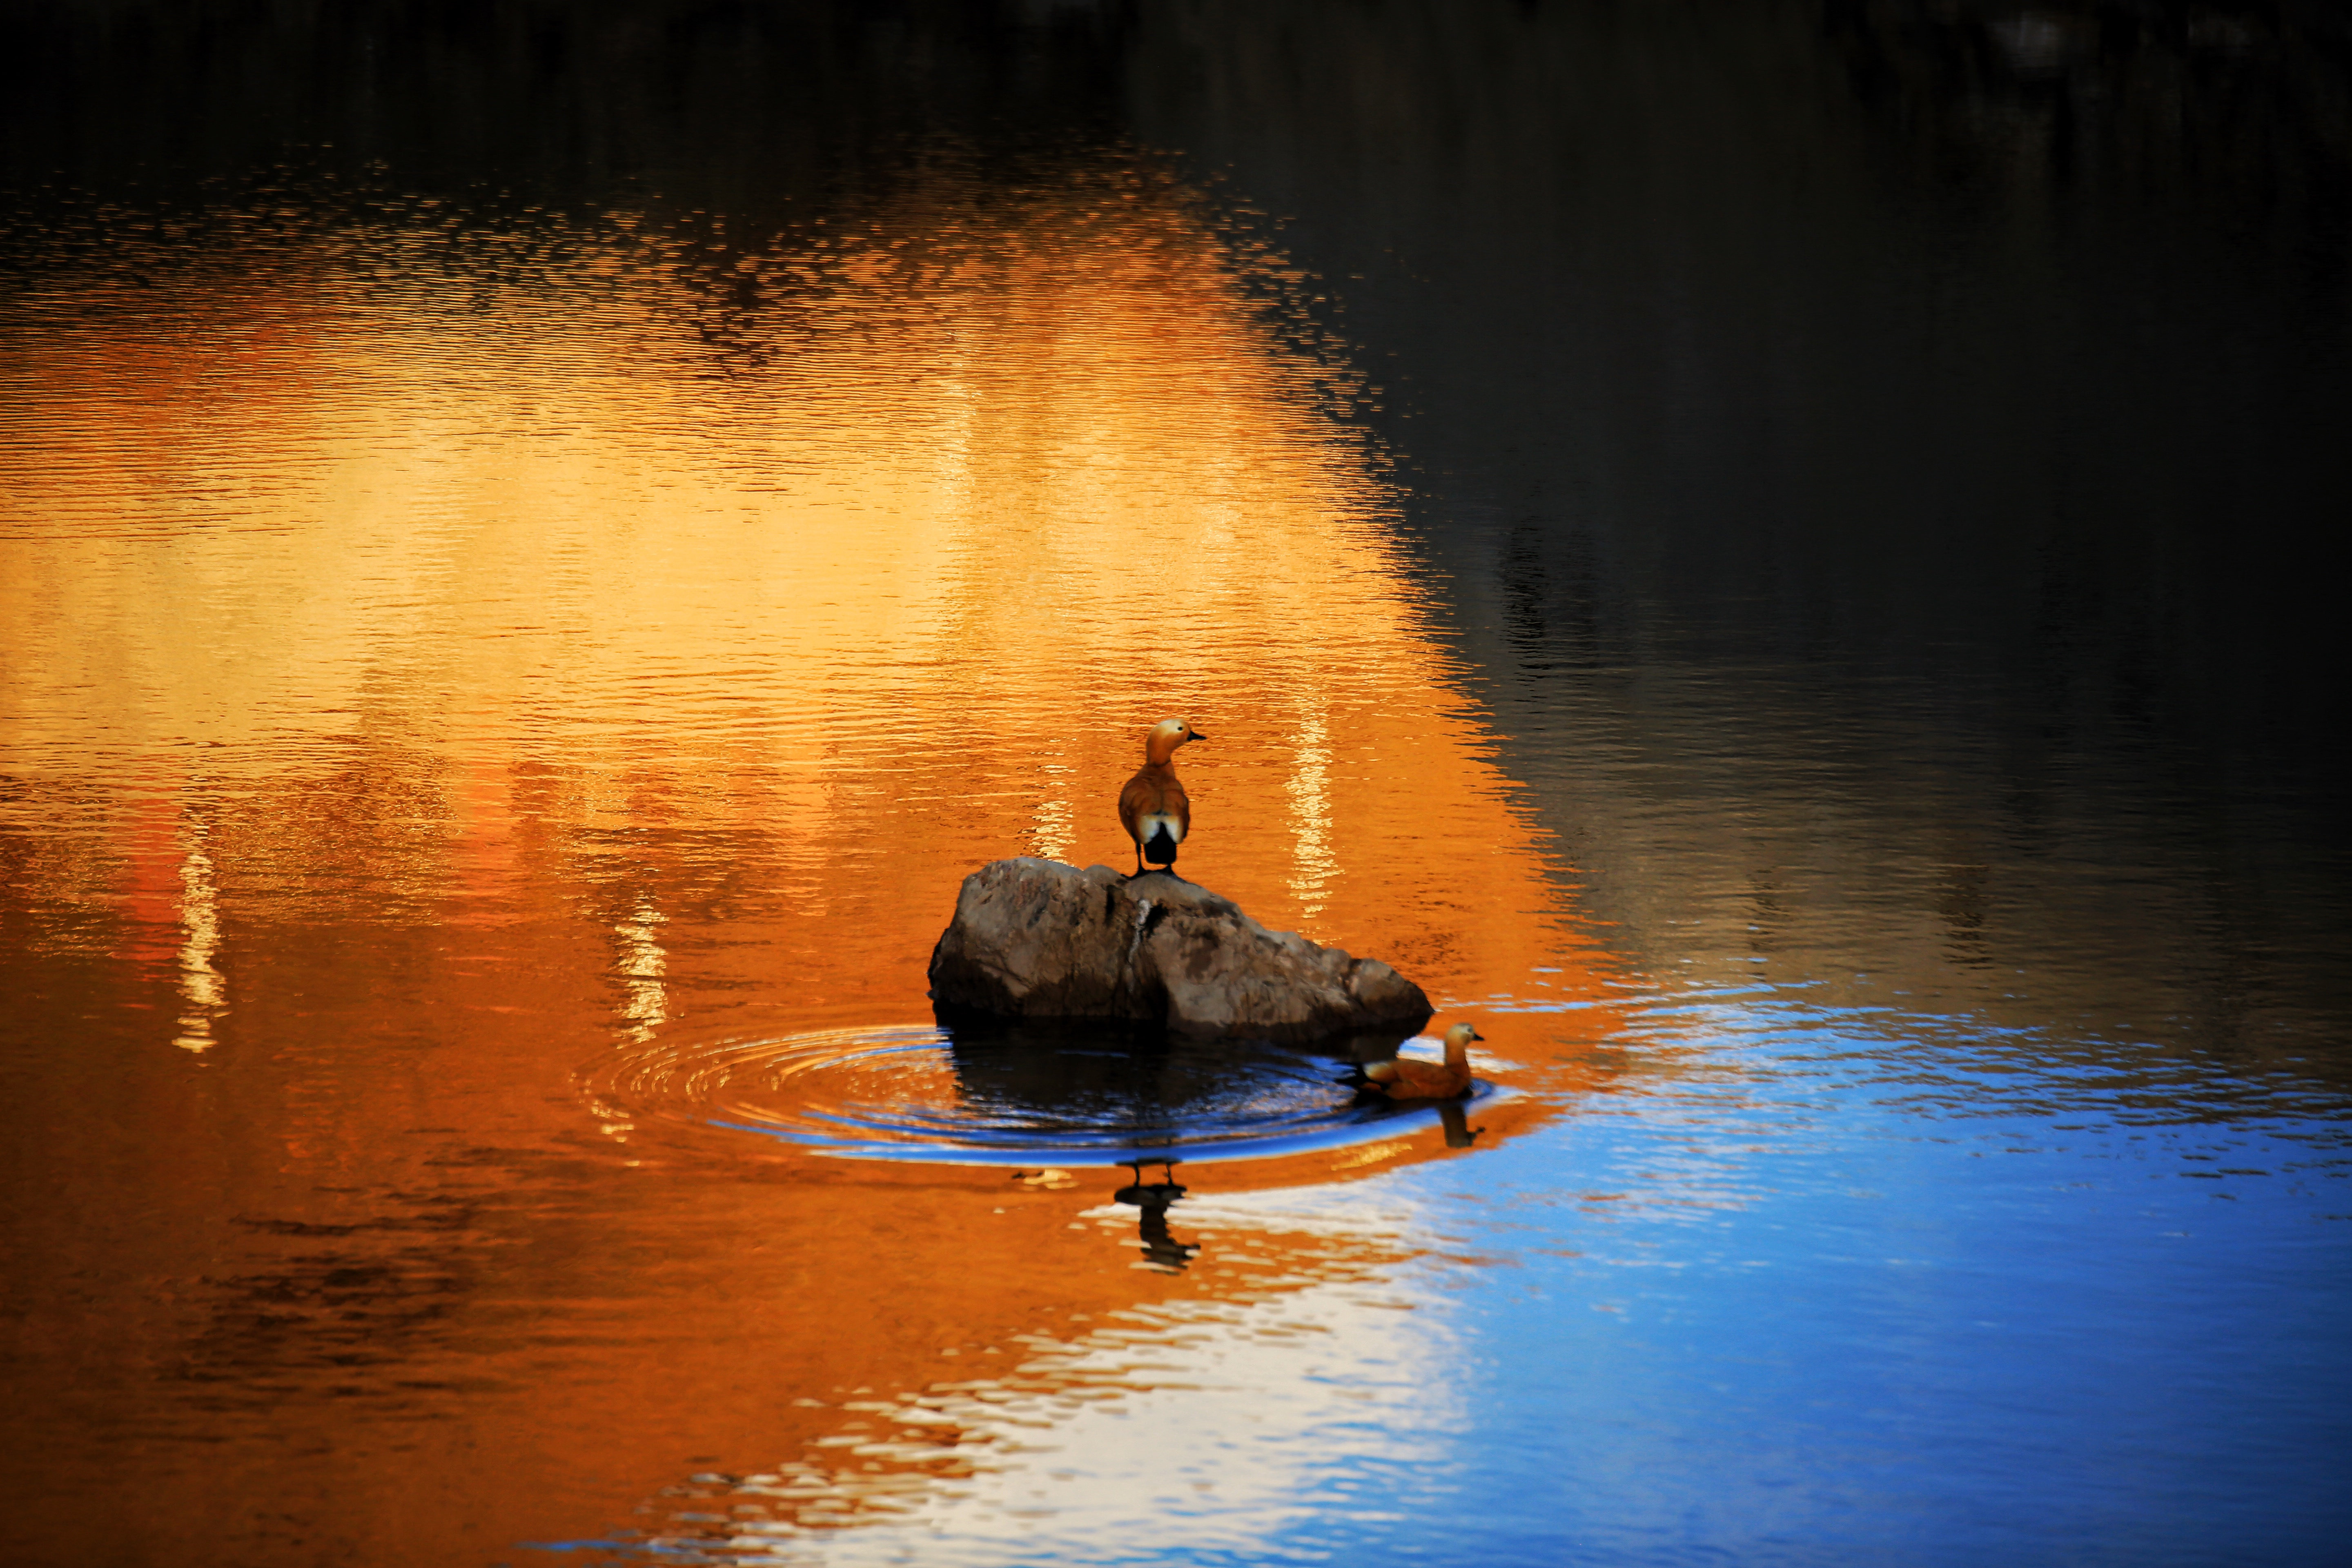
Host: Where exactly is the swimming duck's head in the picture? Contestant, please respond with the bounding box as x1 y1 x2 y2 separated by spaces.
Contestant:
1145 718 1207 761
1443 1022 1484 1051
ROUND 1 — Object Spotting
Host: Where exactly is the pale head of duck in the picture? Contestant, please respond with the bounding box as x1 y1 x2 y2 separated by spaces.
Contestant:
1144 718 1207 763
1442 1022 1484 1059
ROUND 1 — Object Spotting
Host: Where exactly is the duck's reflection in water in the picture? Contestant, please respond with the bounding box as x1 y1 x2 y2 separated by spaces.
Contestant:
1114 1159 1199 1272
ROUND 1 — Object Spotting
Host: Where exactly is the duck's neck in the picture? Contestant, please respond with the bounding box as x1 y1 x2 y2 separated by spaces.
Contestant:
1443 1035 1468 1067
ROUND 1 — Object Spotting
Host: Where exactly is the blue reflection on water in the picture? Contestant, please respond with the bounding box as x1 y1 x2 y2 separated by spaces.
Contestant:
1352 1001 2352 1566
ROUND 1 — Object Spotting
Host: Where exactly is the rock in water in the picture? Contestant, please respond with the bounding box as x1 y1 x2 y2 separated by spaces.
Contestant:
927 858 1434 1041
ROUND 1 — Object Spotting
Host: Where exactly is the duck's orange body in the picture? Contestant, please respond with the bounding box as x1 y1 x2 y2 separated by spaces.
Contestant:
1362 1023 1482 1100
1118 719 1205 877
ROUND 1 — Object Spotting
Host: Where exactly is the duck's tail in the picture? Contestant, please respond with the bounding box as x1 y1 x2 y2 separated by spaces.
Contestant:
1143 823 1179 864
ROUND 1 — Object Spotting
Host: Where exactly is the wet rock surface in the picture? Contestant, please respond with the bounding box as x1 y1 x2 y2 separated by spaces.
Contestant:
927 858 1434 1041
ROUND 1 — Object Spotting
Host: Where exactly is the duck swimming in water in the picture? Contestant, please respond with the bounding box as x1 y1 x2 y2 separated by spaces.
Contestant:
1352 1022 1483 1101
1118 719 1206 878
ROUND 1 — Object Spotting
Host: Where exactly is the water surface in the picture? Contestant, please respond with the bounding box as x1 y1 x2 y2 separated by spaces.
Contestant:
2 4 2347 1565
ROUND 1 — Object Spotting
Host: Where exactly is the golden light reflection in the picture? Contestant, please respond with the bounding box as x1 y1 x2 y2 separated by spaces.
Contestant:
173 815 223 1052
1284 706 1338 920
0 150 1625 1561
617 898 670 1042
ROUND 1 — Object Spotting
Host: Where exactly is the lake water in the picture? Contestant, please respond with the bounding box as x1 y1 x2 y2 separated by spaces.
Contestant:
3 4 2348 1565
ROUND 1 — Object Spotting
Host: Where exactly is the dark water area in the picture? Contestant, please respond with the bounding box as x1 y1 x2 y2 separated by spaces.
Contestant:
4 3 2350 1565
1115 3 2352 1122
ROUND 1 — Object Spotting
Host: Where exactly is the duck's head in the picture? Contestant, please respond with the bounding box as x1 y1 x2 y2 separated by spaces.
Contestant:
1442 1022 1484 1053
1145 718 1207 762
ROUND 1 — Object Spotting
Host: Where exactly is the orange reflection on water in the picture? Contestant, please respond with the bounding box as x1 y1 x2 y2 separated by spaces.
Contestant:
7 156 1620 1066
0 153 1624 1562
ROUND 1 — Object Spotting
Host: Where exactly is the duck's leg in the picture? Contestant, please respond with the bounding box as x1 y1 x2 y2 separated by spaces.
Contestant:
1138 823 1181 880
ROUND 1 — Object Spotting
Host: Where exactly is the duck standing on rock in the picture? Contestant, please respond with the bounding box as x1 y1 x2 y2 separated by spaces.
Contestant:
1118 719 1206 879
1351 1022 1483 1100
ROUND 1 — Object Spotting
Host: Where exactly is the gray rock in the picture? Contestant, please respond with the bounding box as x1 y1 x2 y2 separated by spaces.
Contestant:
927 858 1434 1041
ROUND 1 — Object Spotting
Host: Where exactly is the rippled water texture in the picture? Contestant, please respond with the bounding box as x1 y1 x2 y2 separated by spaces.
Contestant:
589 1024 1505 1166
4 4 2349 1566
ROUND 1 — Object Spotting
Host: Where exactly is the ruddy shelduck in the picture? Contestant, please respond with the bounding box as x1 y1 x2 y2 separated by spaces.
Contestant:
1358 1022 1483 1100
1118 719 1207 878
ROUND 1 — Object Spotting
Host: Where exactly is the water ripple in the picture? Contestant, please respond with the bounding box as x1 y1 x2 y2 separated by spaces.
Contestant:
581 1023 1495 1167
